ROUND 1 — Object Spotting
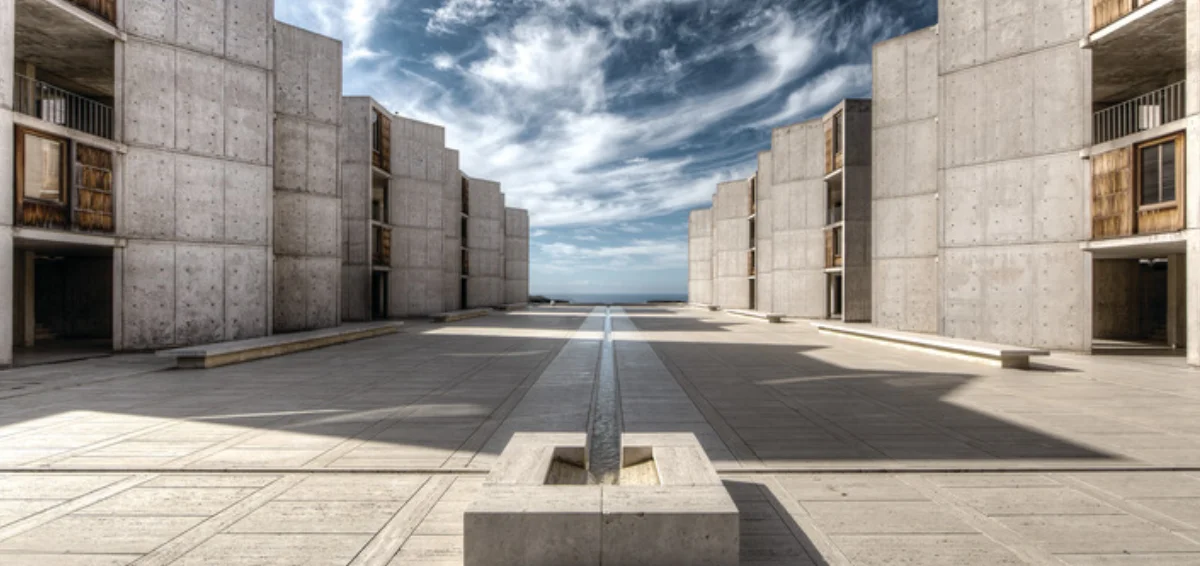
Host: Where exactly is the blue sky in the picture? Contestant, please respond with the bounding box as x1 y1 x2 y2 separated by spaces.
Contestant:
274 0 936 297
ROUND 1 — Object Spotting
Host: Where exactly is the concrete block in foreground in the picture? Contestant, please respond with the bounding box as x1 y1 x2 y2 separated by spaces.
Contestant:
725 309 784 323
465 433 739 566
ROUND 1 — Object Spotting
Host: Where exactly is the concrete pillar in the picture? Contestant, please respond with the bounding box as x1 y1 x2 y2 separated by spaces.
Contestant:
1189 233 1200 365
0 0 14 366
20 251 32 347
1168 254 1187 349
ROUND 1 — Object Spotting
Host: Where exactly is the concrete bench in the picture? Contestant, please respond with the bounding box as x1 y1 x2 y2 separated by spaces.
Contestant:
690 304 720 312
158 322 402 369
725 309 784 323
494 303 529 311
430 308 492 323
812 322 1049 369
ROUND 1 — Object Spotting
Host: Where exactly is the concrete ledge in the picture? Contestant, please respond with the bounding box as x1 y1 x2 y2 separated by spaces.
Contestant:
157 322 402 369
690 303 720 312
812 322 1049 369
726 309 784 323
494 303 529 311
465 433 738 566
430 309 492 323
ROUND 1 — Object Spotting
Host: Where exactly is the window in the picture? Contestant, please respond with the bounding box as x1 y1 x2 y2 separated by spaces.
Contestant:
372 178 388 222
21 129 67 203
831 111 842 156
1139 138 1178 207
371 111 382 155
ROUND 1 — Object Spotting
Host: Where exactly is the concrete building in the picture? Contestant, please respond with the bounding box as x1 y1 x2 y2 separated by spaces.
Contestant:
504 207 530 306
1 0 530 367
689 0 1200 363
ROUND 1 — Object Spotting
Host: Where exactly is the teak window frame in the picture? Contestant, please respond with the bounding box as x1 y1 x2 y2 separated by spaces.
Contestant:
16 126 68 206
1136 133 1184 211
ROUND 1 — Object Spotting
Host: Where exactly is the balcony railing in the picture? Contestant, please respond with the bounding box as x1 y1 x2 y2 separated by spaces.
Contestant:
69 0 117 23
373 224 391 267
1093 81 1185 145
14 75 113 140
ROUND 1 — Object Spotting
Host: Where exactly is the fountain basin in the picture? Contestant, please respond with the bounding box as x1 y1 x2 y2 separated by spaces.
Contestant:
464 432 739 566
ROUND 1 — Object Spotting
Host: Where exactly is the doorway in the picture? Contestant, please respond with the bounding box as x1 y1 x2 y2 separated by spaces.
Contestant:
371 271 388 319
13 247 113 366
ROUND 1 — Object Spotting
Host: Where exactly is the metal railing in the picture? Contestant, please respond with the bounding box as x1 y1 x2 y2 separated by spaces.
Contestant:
1093 81 1185 145
14 75 113 140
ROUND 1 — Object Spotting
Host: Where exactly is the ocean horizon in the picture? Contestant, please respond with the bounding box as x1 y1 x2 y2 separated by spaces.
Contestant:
534 292 688 304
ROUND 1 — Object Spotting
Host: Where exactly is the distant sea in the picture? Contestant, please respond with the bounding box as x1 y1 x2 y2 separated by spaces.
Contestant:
540 293 687 305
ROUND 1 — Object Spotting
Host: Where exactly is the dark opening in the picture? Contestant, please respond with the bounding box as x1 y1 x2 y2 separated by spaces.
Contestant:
371 271 388 320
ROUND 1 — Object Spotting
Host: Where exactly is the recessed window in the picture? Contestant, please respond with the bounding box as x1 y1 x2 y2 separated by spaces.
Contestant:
831 111 842 156
372 178 388 223
22 130 66 203
1140 139 1178 206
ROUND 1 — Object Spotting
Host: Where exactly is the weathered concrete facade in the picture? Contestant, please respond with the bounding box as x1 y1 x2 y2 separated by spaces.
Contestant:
389 117 449 317
688 209 714 307
120 0 276 349
766 120 827 318
465 178 505 308
504 208 530 305
273 23 342 333
871 27 939 333
713 180 752 310
2 1 530 366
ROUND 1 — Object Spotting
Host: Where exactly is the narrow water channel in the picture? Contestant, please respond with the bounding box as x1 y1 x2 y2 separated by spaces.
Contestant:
586 306 622 485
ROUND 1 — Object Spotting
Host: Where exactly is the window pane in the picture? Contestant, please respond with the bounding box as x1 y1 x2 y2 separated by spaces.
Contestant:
23 133 64 202
1141 145 1160 205
1162 141 1176 202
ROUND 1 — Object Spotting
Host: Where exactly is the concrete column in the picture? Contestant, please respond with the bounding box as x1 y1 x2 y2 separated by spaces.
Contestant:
20 251 33 348
1189 233 1200 365
1168 254 1187 349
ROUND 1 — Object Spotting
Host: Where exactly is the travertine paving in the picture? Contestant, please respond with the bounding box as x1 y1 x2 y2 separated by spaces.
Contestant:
1 307 1199 564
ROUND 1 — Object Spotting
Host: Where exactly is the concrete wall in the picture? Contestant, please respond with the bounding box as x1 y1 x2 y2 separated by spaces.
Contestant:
338 97 372 321
840 100 873 322
272 23 342 333
755 152 773 313
443 154 463 311
1186 0 1200 364
504 208 530 304
872 27 940 333
713 180 752 310
768 120 827 318
937 0 1090 350
687 209 714 306
389 117 447 317
119 0 276 349
0 0 13 365
466 178 504 308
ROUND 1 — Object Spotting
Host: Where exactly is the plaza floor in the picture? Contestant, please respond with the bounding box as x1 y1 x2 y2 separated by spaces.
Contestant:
0 306 1199 564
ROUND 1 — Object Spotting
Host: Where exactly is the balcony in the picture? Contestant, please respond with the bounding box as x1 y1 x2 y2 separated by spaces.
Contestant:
372 224 391 267
371 108 391 173
1093 82 1185 145
15 74 113 140
825 226 843 269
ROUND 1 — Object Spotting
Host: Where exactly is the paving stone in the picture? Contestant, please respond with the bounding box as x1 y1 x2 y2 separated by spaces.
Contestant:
1070 473 1200 498
991 514 1200 554
776 475 927 502
389 534 463 565
0 554 141 565
944 486 1120 516
228 501 402 534
0 475 130 499
0 515 204 553
275 475 427 502
140 474 282 488
76 487 258 516
0 499 63 527
800 501 977 535
833 534 1025 565
170 533 371 565
1057 553 1200 565
1128 497 1200 528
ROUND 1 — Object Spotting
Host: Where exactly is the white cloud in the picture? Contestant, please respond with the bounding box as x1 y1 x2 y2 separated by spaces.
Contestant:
469 19 611 112
276 0 391 63
751 63 872 129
